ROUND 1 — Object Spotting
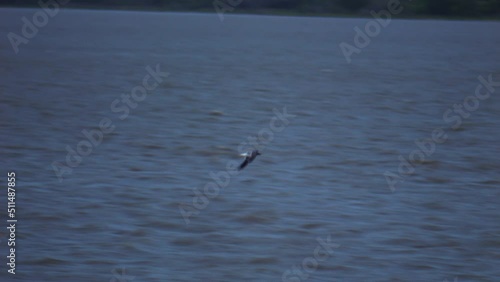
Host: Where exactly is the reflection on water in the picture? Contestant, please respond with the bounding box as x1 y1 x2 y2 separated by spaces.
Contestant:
1 8 499 282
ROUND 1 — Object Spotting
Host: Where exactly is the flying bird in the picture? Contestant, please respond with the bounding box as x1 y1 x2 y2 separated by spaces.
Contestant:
238 150 261 171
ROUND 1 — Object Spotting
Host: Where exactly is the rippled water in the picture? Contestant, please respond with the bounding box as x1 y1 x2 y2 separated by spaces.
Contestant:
1 7 499 282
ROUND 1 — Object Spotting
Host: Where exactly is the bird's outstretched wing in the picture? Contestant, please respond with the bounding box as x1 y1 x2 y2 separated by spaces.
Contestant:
238 158 249 171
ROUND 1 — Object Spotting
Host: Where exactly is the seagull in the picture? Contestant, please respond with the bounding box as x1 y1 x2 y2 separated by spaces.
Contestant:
238 150 261 171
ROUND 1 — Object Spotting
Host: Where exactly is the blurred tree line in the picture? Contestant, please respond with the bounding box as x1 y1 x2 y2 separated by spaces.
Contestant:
1 0 499 18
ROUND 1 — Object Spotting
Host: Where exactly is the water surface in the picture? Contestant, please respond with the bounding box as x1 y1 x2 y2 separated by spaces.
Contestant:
1 8 499 282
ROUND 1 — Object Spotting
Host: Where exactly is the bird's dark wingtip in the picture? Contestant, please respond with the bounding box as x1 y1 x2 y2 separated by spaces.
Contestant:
238 159 248 171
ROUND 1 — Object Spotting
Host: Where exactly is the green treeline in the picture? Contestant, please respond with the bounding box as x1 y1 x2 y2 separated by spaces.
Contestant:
1 0 499 18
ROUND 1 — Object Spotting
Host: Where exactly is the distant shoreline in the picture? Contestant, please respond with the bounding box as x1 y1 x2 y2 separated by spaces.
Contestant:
0 4 499 21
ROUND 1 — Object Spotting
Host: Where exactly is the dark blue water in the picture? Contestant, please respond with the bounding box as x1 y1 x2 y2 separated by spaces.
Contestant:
0 7 499 282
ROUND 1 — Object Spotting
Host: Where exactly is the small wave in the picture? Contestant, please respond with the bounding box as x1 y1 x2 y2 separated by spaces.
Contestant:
209 110 224 116
479 179 500 185
172 237 198 246
424 176 450 184
248 256 278 264
236 212 277 224
301 222 323 229
143 144 166 150
302 164 331 170
30 257 68 266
